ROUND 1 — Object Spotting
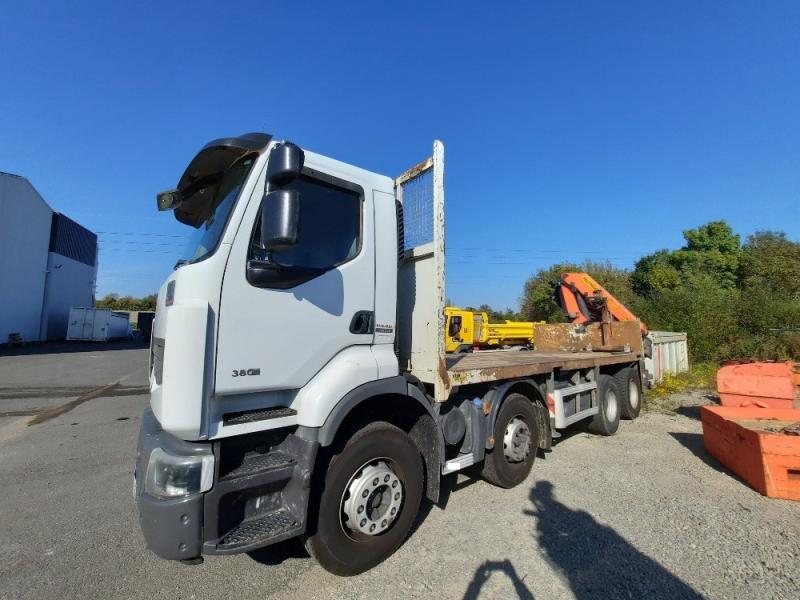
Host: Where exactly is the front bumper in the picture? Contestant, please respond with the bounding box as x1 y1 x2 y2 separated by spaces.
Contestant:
135 408 208 560
135 408 319 561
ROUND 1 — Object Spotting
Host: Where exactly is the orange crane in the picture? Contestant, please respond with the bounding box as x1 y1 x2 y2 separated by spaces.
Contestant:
554 272 648 335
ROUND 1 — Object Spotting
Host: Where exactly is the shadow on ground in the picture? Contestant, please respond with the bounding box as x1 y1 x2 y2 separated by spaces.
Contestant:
463 559 534 599
417 468 481 517
674 394 719 421
0 339 149 357
668 431 738 481
524 481 702 599
248 537 309 566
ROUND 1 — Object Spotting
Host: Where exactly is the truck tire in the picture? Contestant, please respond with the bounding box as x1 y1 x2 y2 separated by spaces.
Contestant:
615 366 642 420
588 374 621 435
481 393 538 489
304 422 423 576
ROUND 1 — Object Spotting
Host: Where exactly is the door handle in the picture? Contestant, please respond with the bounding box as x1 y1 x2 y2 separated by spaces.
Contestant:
349 311 374 335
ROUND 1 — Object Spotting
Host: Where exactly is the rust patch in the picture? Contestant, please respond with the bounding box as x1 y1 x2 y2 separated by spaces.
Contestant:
395 156 434 186
449 371 473 386
445 350 640 386
436 356 452 401
535 322 643 355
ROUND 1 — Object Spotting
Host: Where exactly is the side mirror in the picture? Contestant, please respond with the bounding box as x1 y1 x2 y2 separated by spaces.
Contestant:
261 189 300 250
156 189 183 211
266 142 304 187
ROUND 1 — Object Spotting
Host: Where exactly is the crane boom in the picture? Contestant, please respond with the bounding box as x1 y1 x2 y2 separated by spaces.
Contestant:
555 272 648 335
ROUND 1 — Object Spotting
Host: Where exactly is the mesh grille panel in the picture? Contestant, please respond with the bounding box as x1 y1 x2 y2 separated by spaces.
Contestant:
400 169 433 250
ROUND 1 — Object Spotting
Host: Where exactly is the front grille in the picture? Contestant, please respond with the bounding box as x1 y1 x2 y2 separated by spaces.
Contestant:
151 337 165 385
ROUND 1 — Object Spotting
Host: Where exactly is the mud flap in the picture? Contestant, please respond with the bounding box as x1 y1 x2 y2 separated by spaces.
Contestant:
533 401 552 451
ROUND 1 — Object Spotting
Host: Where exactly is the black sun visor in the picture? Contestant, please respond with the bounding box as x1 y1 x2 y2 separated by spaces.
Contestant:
174 132 272 227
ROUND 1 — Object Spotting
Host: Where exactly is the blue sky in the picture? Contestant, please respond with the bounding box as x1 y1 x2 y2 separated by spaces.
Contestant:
2 1 798 309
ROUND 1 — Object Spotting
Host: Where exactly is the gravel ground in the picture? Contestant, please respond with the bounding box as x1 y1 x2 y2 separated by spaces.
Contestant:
1 346 798 599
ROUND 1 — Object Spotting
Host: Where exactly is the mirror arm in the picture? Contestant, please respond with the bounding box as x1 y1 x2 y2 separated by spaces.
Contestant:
246 260 325 290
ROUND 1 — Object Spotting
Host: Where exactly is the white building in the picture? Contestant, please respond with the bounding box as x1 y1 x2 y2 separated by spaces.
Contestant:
0 172 98 343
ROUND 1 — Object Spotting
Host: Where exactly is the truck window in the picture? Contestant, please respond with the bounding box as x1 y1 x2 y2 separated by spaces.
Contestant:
183 155 257 264
253 175 362 270
448 315 462 337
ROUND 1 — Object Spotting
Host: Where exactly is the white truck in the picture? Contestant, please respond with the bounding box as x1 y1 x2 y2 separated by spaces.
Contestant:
134 133 646 575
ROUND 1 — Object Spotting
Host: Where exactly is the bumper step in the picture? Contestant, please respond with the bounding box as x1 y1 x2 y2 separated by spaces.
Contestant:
218 509 301 551
216 451 296 494
220 451 295 481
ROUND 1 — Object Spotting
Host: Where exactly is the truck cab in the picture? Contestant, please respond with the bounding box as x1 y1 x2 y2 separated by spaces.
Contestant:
135 132 646 575
137 133 436 574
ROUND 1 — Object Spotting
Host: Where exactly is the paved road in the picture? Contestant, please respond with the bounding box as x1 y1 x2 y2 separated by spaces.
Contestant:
0 341 150 416
1 345 799 599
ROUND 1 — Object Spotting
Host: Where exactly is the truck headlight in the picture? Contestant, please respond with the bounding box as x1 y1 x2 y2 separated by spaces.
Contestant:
144 448 214 498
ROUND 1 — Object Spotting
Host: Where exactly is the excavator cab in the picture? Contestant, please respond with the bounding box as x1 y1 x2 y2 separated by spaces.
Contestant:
444 307 475 353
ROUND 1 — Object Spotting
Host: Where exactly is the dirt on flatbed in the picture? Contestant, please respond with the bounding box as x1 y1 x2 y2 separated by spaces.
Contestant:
733 418 800 435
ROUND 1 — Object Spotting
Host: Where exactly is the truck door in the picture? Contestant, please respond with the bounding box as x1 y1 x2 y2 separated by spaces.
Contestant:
215 160 376 398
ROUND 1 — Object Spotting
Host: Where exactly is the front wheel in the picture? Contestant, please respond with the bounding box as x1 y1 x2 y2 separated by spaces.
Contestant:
304 422 423 576
481 393 538 488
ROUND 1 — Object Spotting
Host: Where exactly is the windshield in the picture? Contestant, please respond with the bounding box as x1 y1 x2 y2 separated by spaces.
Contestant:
181 155 257 263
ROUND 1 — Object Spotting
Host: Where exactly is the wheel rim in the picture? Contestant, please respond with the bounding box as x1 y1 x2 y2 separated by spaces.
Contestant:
628 379 640 410
605 389 619 422
503 415 532 463
340 459 403 538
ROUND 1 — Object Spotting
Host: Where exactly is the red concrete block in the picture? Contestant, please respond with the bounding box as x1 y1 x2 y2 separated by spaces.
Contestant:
701 405 800 501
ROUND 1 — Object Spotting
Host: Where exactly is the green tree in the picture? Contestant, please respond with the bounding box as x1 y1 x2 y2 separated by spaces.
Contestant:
635 273 740 361
96 293 120 309
95 293 157 311
633 220 741 296
136 294 158 311
631 250 681 297
463 304 521 322
739 231 800 294
732 231 800 359
520 262 579 323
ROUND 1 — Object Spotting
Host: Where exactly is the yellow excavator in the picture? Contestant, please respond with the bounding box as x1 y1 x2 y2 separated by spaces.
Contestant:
445 307 544 353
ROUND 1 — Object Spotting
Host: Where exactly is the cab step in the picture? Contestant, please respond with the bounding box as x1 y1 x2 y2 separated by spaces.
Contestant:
217 451 295 493
220 451 295 480
217 508 302 552
223 406 297 426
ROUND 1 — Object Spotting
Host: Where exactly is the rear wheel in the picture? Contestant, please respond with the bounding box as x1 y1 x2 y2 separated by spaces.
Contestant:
588 374 621 435
615 366 642 420
304 422 423 576
481 393 538 488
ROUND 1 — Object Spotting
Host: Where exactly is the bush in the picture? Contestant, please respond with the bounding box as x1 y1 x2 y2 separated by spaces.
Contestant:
519 222 800 364
645 363 718 412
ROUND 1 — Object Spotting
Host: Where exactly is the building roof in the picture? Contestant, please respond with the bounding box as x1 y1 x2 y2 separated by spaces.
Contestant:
0 171 54 212
1 172 97 265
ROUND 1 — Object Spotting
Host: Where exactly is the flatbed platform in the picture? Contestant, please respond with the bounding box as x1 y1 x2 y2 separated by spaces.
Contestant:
446 350 639 386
